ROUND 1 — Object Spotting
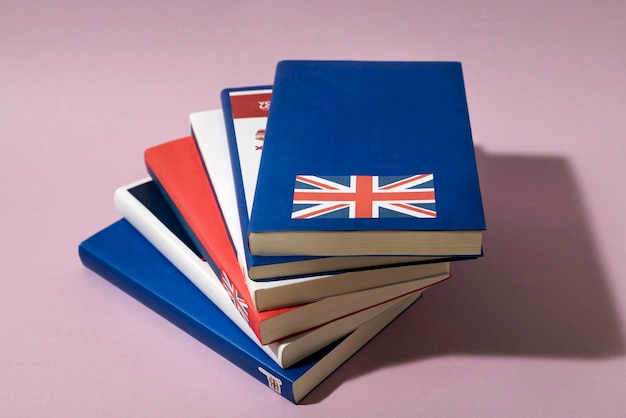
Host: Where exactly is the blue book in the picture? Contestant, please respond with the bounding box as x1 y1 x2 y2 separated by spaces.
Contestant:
78 219 420 403
249 61 486 257
217 87 460 280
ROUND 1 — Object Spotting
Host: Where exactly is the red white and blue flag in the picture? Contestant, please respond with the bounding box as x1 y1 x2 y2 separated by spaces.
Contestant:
220 271 249 322
291 174 436 219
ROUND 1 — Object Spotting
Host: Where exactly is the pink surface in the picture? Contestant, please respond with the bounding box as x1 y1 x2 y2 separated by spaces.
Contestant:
2 1 625 416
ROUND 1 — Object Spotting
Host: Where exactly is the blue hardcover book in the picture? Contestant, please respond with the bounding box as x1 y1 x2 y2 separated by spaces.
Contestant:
217 87 459 280
249 61 486 257
78 220 420 403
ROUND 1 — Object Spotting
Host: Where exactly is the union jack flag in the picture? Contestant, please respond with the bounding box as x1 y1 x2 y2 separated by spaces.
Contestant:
258 367 283 394
220 271 249 322
291 174 436 219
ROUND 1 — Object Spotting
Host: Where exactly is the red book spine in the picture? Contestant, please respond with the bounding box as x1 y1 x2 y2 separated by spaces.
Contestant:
144 137 293 344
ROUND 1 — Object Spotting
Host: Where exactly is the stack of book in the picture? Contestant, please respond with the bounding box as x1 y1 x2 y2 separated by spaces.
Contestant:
79 61 485 403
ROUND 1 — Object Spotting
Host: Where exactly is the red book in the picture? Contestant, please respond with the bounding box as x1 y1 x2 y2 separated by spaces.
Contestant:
145 137 449 344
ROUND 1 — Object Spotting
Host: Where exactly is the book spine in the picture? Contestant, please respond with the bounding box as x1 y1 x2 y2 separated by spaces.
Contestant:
145 165 265 340
221 88 330 279
78 238 298 404
220 88 256 270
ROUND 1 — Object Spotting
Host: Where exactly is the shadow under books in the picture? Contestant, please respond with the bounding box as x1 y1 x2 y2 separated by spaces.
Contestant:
301 146 624 404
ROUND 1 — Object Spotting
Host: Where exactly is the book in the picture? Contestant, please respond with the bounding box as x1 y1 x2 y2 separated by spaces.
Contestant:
249 60 486 257
191 107 451 310
144 136 450 344
78 219 421 404
214 88 464 281
115 178 422 367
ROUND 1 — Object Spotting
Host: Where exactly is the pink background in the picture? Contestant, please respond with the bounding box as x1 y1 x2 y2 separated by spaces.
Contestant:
2 1 625 416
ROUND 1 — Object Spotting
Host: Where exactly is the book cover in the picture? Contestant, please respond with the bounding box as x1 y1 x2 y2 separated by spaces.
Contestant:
216 88 460 281
144 136 449 344
249 61 486 257
192 107 451 310
115 178 422 367
78 219 421 404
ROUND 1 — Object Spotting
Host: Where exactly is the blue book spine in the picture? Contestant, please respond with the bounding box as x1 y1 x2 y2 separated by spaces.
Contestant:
219 86 322 274
78 220 326 403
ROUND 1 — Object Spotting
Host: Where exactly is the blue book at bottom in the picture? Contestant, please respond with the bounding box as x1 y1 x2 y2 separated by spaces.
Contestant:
78 219 419 403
